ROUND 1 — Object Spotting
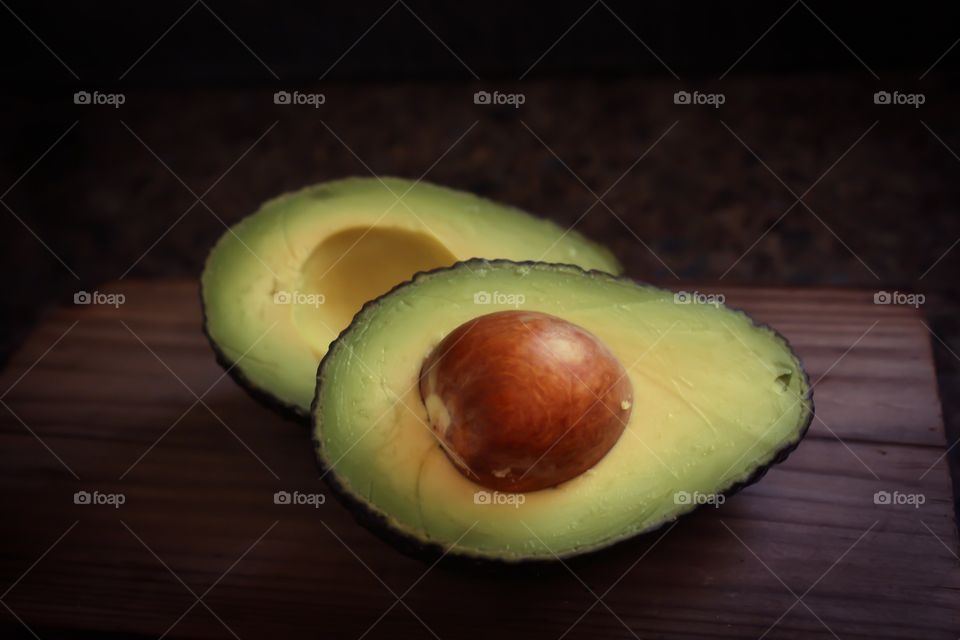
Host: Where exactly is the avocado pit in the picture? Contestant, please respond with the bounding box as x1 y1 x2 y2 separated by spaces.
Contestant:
418 310 633 493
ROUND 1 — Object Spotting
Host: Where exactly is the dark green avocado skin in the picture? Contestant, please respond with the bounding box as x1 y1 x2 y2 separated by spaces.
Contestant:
199 283 309 425
310 259 815 568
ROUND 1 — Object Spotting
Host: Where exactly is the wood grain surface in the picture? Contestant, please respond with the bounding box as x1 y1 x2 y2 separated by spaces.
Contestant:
0 280 957 639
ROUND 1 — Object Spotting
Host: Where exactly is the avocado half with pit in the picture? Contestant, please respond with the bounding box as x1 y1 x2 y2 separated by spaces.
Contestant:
201 178 620 421
313 260 813 562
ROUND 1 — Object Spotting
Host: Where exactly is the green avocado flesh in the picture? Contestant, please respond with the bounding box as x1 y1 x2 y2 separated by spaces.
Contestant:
314 260 813 561
201 178 620 418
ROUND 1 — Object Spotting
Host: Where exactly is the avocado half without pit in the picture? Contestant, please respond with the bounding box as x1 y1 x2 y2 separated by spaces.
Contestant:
313 260 813 563
201 178 620 422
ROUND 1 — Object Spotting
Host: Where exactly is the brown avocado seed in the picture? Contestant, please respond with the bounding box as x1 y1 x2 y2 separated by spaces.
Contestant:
418 310 633 493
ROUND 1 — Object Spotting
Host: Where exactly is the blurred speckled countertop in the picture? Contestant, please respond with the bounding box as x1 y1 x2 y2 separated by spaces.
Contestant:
2 75 959 507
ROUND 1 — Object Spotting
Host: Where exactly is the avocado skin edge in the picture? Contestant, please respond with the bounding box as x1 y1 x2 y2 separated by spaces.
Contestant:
309 258 815 569
200 283 309 425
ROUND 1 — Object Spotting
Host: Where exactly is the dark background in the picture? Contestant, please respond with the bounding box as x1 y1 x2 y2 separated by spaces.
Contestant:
1 0 958 617
3 2 960 82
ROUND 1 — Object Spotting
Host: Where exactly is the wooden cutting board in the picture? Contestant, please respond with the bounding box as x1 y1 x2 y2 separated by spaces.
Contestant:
0 280 957 639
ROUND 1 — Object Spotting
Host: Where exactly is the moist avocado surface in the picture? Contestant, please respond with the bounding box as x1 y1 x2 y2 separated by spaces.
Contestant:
313 260 813 562
201 178 620 420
